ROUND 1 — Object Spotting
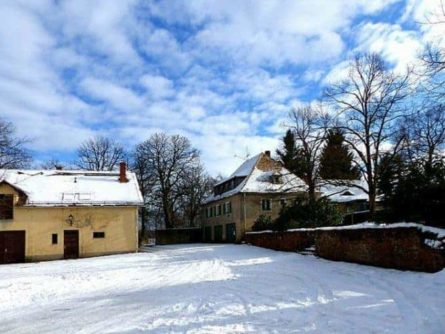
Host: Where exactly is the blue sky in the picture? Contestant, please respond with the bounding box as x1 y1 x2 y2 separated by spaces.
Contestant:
0 0 442 175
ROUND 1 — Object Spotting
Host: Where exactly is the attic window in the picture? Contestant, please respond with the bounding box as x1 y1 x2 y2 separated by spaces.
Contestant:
62 193 92 201
78 193 92 201
0 194 14 219
341 191 354 196
62 193 75 201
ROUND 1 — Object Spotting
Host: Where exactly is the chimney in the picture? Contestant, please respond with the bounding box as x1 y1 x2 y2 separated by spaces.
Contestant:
119 162 128 183
265 150 271 158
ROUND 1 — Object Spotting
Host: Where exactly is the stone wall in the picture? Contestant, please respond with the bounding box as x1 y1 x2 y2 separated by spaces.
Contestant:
155 228 202 245
244 230 315 252
245 226 445 272
315 227 444 273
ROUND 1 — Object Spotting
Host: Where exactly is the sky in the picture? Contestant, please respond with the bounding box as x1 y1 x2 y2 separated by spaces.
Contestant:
0 0 444 176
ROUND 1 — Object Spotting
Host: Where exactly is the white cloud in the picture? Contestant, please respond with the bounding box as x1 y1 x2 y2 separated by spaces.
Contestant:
0 0 427 176
140 74 174 99
355 22 422 71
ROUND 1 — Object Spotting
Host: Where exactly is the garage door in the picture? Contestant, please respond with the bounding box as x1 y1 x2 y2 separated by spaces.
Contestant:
214 225 223 242
225 223 236 243
204 226 212 242
0 231 26 264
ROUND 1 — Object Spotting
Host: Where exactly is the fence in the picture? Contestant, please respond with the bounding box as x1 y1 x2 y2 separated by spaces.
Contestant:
155 228 202 245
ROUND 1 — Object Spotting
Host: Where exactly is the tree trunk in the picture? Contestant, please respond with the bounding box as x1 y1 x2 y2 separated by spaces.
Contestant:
368 186 376 219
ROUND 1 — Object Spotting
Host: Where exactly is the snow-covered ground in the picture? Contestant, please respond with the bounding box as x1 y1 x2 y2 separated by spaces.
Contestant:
1 244 444 333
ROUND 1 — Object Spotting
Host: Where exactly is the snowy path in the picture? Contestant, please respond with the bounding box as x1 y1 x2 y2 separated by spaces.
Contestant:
0 244 444 333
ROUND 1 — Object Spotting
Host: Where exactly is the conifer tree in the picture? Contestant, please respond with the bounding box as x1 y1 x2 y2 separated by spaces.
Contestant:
276 129 298 174
319 129 360 180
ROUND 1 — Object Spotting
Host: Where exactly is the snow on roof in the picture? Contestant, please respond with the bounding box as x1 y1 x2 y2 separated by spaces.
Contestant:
319 180 369 203
205 153 307 203
242 167 306 193
215 154 261 186
0 169 143 206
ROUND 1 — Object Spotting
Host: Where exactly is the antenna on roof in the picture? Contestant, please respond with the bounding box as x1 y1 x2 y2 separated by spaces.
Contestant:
234 147 250 161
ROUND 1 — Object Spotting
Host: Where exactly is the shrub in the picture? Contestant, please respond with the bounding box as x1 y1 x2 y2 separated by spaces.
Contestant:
274 198 342 231
252 214 274 231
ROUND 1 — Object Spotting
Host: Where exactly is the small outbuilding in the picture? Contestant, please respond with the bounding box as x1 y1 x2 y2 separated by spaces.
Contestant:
0 163 143 264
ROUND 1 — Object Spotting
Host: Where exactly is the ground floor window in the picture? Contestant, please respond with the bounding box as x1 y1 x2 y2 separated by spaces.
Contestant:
93 232 105 238
261 199 272 211
52 233 58 244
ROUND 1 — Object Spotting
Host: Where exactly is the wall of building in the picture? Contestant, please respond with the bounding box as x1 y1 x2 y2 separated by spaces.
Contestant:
0 184 138 261
201 192 302 242
201 194 243 242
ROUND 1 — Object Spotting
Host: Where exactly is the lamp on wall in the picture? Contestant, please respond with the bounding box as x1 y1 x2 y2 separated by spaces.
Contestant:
66 214 74 226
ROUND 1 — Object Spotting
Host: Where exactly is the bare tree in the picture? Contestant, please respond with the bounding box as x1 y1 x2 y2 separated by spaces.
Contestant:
134 133 199 229
132 145 157 240
0 118 31 169
40 158 67 170
288 105 327 201
420 1 445 100
177 164 214 227
76 136 126 171
324 53 411 215
404 103 445 166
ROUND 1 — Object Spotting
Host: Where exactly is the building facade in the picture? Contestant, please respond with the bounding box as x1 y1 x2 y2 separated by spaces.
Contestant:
0 163 143 264
201 152 307 242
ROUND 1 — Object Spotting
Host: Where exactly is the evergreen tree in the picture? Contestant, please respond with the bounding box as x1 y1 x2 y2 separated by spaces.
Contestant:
276 129 298 173
319 129 360 180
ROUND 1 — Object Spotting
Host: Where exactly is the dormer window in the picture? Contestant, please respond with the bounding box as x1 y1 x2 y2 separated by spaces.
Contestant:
0 194 14 219
341 191 354 196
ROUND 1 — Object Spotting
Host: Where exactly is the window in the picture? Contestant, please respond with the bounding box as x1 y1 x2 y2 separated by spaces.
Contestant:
0 194 14 219
280 198 287 208
261 199 272 211
93 232 105 238
212 206 216 217
226 202 232 214
52 234 58 244
217 204 222 216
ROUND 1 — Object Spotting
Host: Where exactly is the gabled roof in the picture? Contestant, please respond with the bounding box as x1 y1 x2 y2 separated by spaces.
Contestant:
205 152 307 203
214 154 261 186
0 169 143 207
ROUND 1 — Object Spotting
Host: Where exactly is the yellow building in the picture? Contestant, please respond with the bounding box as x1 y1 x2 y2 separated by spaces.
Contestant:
201 151 307 242
0 163 143 264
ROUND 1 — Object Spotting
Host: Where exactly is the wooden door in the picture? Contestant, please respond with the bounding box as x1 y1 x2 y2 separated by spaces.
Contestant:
64 230 79 259
0 231 26 264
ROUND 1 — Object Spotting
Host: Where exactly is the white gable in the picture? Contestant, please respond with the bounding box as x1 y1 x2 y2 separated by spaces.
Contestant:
0 169 143 206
